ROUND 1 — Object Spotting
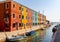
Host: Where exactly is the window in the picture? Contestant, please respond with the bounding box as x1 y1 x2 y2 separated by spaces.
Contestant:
22 15 24 19
5 3 9 9
13 14 15 18
19 7 21 10
35 23 37 25
13 4 15 8
19 23 23 27
22 23 24 26
33 23 34 25
26 10 28 12
19 15 21 18
22 8 24 11
13 23 15 27
4 13 9 18
5 24 9 28
19 23 21 27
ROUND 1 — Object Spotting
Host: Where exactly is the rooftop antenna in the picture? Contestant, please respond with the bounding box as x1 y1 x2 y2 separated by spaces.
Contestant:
43 9 44 15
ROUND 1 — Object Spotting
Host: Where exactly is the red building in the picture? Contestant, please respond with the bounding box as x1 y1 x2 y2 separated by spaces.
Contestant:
0 1 22 31
27 8 33 28
0 0 47 32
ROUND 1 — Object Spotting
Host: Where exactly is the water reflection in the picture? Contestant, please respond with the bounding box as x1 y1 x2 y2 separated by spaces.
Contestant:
21 29 46 42
20 26 53 42
42 27 53 42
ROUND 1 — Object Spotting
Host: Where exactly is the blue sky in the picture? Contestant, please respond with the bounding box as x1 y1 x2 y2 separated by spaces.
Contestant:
0 0 60 22
14 0 60 22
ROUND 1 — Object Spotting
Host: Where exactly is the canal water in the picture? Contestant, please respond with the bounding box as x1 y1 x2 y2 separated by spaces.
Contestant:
16 24 57 42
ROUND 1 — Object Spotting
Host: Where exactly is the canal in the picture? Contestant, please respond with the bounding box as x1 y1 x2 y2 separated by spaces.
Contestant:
15 24 57 42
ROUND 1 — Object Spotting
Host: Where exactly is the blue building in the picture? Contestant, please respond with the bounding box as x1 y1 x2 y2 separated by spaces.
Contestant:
32 11 39 26
35 12 39 25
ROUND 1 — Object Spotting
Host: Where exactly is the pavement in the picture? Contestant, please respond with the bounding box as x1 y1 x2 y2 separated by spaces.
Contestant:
52 25 60 42
0 26 40 41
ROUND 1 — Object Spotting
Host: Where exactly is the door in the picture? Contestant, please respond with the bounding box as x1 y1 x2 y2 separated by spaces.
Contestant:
16 22 18 30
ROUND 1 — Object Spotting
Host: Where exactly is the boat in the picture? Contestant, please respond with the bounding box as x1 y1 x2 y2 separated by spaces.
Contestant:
6 24 35 42
6 31 35 42
24 24 35 36
6 35 26 42
6 36 25 42
26 31 35 36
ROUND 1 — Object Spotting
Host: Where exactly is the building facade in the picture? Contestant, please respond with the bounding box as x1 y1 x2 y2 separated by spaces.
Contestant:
11 1 22 31
38 13 47 28
0 1 22 31
0 0 47 31
22 6 28 30
32 11 35 26
27 8 32 28
35 12 39 25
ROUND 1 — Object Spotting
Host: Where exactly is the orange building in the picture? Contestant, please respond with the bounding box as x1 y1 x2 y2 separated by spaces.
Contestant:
38 13 47 28
39 14 43 24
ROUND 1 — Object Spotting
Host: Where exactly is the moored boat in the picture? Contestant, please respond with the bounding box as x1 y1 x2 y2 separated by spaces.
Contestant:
26 31 35 36
6 35 26 42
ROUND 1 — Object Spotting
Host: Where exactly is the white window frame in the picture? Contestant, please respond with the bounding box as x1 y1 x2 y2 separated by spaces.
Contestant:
5 3 9 9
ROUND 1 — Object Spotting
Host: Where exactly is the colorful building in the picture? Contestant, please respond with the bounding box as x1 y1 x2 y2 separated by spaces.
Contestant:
27 8 32 28
0 1 22 31
43 16 47 28
39 14 43 24
32 11 39 26
32 11 35 26
11 1 22 31
21 6 28 29
38 13 47 28
0 0 47 31
38 13 41 25
35 12 39 25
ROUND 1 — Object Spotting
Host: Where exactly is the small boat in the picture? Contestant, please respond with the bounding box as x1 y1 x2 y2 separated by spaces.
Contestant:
52 27 57 33
6 36 26 42
24 24 35 36
26 31 35 36
30 31 35 35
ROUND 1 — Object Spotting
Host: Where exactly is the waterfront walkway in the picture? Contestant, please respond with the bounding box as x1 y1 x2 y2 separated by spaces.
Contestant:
53 25 60 42
0 26 40 42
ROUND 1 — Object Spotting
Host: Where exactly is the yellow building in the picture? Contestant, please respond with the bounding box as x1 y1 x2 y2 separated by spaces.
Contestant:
44 16 47 28
22 6 28 29
38 14 47 28
44 16 46 23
